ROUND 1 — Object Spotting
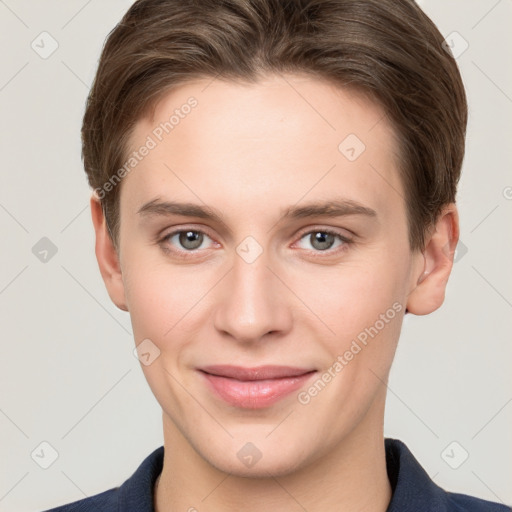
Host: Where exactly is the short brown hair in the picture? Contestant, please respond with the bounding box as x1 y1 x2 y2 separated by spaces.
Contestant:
82 0 467 251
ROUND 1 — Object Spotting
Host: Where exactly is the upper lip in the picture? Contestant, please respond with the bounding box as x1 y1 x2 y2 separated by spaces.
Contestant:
199 365 316 381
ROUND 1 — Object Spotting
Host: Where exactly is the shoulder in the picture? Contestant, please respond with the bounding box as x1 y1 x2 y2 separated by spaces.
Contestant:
445 491 511 512
41 446 164 512
385 438 511 512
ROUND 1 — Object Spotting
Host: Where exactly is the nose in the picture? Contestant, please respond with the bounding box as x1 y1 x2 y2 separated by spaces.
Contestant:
213 249 293 343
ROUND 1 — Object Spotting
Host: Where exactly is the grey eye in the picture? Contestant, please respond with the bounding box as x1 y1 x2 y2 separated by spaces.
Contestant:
309 232 336 251
295 230 346 252
177 230 204 250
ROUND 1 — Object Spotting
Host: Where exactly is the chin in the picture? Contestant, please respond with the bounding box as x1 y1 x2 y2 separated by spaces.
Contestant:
200 438 313 479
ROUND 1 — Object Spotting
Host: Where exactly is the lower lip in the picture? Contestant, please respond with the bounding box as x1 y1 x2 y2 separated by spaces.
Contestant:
199 371 316 409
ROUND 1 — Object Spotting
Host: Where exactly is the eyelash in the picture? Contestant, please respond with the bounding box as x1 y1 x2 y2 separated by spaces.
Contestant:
158 226 353 260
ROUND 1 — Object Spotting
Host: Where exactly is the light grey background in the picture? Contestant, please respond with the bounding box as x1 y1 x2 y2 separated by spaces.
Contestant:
1 1 511 510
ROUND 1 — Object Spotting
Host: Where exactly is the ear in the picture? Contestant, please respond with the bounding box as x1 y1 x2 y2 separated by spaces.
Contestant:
406 204 459 315
90 195 128 311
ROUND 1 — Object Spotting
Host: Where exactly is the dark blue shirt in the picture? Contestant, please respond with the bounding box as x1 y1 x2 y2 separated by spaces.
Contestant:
43 438 510 511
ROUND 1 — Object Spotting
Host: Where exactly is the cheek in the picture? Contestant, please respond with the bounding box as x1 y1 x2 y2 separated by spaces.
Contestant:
124 270 168 342
293 247 410 384
122 260 197 404
293 260 406 421
122 251 213 346
301 257 408 333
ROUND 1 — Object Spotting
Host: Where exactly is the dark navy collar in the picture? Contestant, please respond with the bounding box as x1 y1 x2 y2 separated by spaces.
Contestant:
117 444 163 511
385 438 509 511
385 437 452 510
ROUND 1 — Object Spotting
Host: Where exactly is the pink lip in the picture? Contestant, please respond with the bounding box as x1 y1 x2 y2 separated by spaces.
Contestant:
198 365 316 409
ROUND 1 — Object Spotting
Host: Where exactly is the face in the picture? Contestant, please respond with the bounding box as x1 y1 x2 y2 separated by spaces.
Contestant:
107 74 426 476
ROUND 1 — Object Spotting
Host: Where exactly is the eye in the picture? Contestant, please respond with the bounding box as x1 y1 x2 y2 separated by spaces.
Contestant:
295 229 351 252
161 229 215 253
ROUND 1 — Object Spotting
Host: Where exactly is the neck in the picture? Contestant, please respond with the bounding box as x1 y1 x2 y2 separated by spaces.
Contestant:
154 399 392 512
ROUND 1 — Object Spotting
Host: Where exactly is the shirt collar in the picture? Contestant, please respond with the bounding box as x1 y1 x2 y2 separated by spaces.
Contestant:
385 437 447 510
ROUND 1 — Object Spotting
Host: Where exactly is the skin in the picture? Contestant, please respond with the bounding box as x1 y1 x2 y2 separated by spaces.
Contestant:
91 73 458 511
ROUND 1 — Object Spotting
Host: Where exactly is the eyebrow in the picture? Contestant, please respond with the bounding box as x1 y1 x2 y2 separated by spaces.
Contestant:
137 198 377 224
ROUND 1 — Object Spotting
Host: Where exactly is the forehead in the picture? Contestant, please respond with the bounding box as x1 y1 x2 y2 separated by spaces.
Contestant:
122 73 404 221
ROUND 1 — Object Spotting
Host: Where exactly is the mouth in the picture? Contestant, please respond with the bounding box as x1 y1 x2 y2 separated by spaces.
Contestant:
197 365 317 409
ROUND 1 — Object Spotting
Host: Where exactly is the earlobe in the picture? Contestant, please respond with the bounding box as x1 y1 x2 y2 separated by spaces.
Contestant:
406 204 459 316
90 195 129 312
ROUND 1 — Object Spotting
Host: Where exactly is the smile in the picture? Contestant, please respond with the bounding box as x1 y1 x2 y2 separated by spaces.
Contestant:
198 365 317 409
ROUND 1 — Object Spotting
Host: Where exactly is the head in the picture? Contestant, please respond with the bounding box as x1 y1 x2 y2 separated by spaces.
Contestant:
85 0 467 477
